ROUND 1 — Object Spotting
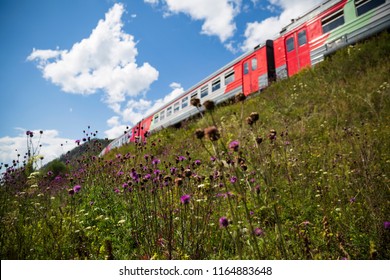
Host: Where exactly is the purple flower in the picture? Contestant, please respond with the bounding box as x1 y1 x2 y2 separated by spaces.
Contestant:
229 140 240 151
253 228 264 237
230 176 237 184
349 197 356 203
219 216 229 228
194 160 201 166
210 156 216 162
73 185 81 193
75 139 80 145
180 194 191 205
384 221 390 230
152 158 160 165
177 156 187 161
144 174 151 181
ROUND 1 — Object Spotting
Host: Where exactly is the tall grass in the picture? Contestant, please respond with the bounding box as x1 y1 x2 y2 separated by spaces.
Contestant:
1 33 389 260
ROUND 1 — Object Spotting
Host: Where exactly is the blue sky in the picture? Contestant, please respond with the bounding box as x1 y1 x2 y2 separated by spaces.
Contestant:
0 0 322 166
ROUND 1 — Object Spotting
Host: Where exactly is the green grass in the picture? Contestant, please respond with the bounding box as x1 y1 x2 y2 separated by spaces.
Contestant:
1 33 389 260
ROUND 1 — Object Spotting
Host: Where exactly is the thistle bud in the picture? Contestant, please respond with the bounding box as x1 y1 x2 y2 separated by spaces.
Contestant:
203 100 215 111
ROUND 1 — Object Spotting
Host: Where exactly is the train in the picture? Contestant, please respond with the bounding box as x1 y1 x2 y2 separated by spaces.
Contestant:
99 0 390 156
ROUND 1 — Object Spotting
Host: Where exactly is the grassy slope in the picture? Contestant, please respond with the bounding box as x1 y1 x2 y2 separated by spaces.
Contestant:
1 33 389 260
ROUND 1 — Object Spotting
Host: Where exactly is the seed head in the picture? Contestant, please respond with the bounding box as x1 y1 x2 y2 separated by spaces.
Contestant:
250 112 259 122
246 117 254 126
204 126 220 141
203 100 215 111
190 98 201 107
235 92 246 102
195 128 205 139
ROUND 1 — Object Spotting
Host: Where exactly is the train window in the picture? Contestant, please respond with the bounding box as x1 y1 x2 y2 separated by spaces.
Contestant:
191 91 198 99
167 106 172 117
244 62 249 75
153 114 159 123
286 37 294 52
160 110 165 121
225 71 235 85
298 30 307 46
201 85 208 98
174 102 180 113
322 10 344 33
212 79 221 92
182 96 188 108
252 58 257 71
355 0 385 16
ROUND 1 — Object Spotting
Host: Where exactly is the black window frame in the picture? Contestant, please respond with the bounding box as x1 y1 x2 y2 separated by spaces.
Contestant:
298 30 307 46
322 9 345 34
355 0 385 16
200 85 208 98
286 37 295 52
212 79 221 92
225 71 235 85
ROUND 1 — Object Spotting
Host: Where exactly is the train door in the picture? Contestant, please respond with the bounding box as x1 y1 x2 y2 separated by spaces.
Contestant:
285 26 310 76
242 55 259 96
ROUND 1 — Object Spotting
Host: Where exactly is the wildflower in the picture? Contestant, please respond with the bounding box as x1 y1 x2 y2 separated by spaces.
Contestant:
203 100 215 110
246 117 254 126
349 197 356 203
250 112 259 122
163 175 172 182
219 216 229 228
204 126 220 141
175 177 183 186
180 194 191 205
190 98 201 107
194 159 201 166
253 228 264 237
256 136 263 144
73 185 81 193
47 171 53 176
152 158 160 165
230 176 237 184
228 140 239 152
68 189 75 196
384 221 390 230
177 155 187 161
210 156 216 162
268 129 277 141
195 128 205 139
184 169 192 178
75 139 81 145
235 92 246 102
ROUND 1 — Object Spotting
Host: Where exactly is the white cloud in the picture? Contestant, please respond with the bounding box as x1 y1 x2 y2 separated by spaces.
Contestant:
146 0 241 42
240 0 322 52
27 3 159 109
0 129 76 168
104 82 184 139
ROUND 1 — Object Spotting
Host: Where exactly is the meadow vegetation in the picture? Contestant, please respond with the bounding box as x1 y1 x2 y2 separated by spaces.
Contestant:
1 33 389 260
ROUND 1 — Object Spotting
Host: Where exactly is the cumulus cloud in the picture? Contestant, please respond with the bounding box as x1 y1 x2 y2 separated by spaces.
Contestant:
0 129 76 168
240 0 322 51
145 0 241 43
104 82 184 139
27 3 159 108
